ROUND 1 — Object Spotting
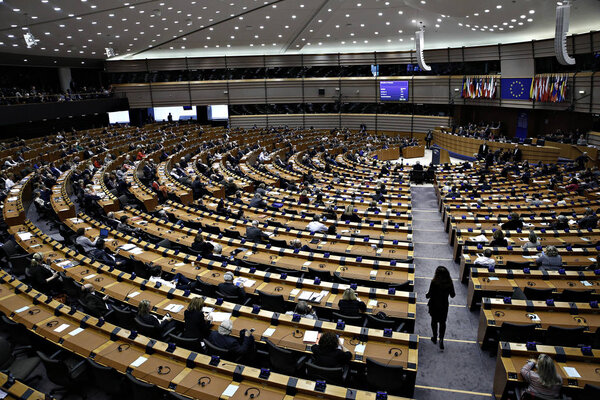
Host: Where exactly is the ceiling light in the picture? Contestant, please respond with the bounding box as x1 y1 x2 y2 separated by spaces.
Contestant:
496 5 502 9
529 10 535 14
527 18 533 22
485 9 489 13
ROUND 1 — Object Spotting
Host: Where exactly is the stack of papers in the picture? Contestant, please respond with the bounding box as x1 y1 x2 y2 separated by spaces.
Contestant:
303 330 319 343
210 312 232 322
164 304 185 313
469 235 488 242
17 232 32 241
289 289 301 297
233 278 256 288
119 244 137 251
262 328 276 337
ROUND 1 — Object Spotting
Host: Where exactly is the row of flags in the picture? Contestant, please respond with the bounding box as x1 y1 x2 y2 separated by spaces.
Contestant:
530 74 569 103
461 76 496 99
463 75 569 102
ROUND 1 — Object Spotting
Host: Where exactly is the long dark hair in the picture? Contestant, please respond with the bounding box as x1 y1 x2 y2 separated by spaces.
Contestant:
432 266 452 287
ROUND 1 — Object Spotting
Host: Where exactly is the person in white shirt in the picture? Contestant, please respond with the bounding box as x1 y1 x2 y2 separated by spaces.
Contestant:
306 215 328 233
474 249 496 267
4 156 18 167
4 174 15 190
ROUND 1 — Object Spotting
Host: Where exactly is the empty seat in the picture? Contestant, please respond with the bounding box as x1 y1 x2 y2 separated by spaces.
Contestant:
544 326 588 347
305 360 347 386
523 287 555 301
265 339 307 376
558 289 593 303
257 290 287 313
499 322 537 343
365 357 407 396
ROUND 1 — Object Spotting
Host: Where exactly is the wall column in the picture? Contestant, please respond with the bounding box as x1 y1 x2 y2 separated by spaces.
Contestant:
57 67 72 92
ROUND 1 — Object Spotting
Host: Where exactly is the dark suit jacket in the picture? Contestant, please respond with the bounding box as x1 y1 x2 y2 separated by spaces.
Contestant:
82 293 108 317
338 299 366 316
478 144 489 156
207 331 254 358
183 310 211 339
513 148 523 162
501 219 523 231
246 226 267 243
217 282 246 301
311 345 352 368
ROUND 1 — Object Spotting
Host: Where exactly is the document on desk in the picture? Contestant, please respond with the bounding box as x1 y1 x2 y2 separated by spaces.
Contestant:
262 328 276 338
69 218 84 224
303 330 319 343
130 356 148 368
563 366 581 378
298 291 314 301
488 277 500 281
129 247 144 255
54 324 70 333
310 291 329 303
202 307 215 314
17 232 32 241
368 299 378 307
69 327 84 336
354 343 366 354
119 243 137 251
222 384 239 397
128 291 140 298
588 257 597 262
469 235 488 242
210 312 232 322
581 280 593 287
289 288 301 297
164 304 185 313
522 255 538 259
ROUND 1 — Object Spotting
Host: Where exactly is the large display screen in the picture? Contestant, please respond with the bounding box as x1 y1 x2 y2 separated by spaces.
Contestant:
379 81 409 101
108 111 130 124
207 105 229 120
154 106 197 121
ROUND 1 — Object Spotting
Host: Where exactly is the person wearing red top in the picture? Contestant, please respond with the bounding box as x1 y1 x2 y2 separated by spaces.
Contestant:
136 148 146 161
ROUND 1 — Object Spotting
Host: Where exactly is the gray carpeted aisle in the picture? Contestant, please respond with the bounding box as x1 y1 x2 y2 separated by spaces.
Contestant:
411 185 495 400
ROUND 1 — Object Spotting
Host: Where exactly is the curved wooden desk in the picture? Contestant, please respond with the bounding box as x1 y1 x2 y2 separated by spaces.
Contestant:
432 131 560 164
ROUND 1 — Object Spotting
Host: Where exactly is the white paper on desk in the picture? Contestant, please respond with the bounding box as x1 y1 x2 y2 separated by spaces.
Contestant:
354 343 366 353
174 262 185 267
581 237 591 242
69 218 84 224
165 304 184 313
129 247 144 255
210 312 232 322
303 261 312 267
568 219 577 225
368 299 378 307
119 243 137 251
522 255 538 259
7 197 17 202
54 323 70 333
303 330 319 343
310 290 329 303
69 327 84 336
0 389 7 399
298 291 314 301
488 277 500 281
589 258 597 262
518 237 528 242
470 235 488 242
128 291 140 298
17 232 32 241
523 223 535 228
581 280 593 287
130 356 148 368
290 288 301 297
202 307 215 314
563 366 581 378
262 328 276 338
370 270 378 278
526 313 541 323
83 274 96 280
222 384 239 397
242 279 256 288
265 232 274 237
15 306 30 313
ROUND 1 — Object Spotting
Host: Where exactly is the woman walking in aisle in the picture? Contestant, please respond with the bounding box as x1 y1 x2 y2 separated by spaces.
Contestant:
426 266 455 351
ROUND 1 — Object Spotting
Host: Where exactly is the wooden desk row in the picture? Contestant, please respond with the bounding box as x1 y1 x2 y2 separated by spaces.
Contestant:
0 273 412 400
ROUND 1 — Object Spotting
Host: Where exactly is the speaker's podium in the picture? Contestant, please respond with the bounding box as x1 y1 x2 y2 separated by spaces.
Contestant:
431 148 441 165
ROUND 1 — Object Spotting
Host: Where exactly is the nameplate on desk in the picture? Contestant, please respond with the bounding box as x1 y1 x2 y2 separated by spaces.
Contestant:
130 356 148 367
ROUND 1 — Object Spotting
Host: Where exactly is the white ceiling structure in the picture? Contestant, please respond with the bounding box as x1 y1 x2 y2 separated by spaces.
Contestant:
0 0 598 61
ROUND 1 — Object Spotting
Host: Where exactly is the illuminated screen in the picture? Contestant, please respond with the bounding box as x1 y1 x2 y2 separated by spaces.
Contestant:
154 106 197 121
207 105 229 120
108 111 130 124
379 81 409 101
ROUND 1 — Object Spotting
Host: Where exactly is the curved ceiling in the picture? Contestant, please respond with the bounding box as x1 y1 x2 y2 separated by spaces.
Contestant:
0 0 598 61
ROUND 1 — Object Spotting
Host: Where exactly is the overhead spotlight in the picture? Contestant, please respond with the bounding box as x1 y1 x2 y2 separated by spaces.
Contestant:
23 31 38 48
105 47 115 57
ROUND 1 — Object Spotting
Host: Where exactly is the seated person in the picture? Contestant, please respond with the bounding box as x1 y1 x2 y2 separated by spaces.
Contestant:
75 227 98 252
306 215 328 233
522 231 541 249
117 215 141 235
183 297 212 340
474 248 496 267
289 238 310 252
206 319 255 359
550 215 568 230
311 331 352 369
322 205 337 220
89 239 126 268
578 207 598 229
81 283 110 317
340 205 361 223
520 354 563 399
536 246 562 270
217 271 246 301
337 288 366 316
191 233 214 256
136 299 174 333
501 213 523 231
299 190 310 204
245 220 269 243
148 265 196 291
27 253 61 294
489 229 508 247
285 300 318 320
249 193 267 208
366 201 381 213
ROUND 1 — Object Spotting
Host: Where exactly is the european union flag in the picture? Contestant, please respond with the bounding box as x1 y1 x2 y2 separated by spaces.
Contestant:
501 78 532 100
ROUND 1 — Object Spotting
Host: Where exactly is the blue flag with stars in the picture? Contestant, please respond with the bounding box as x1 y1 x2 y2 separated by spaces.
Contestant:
501 78 532 100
